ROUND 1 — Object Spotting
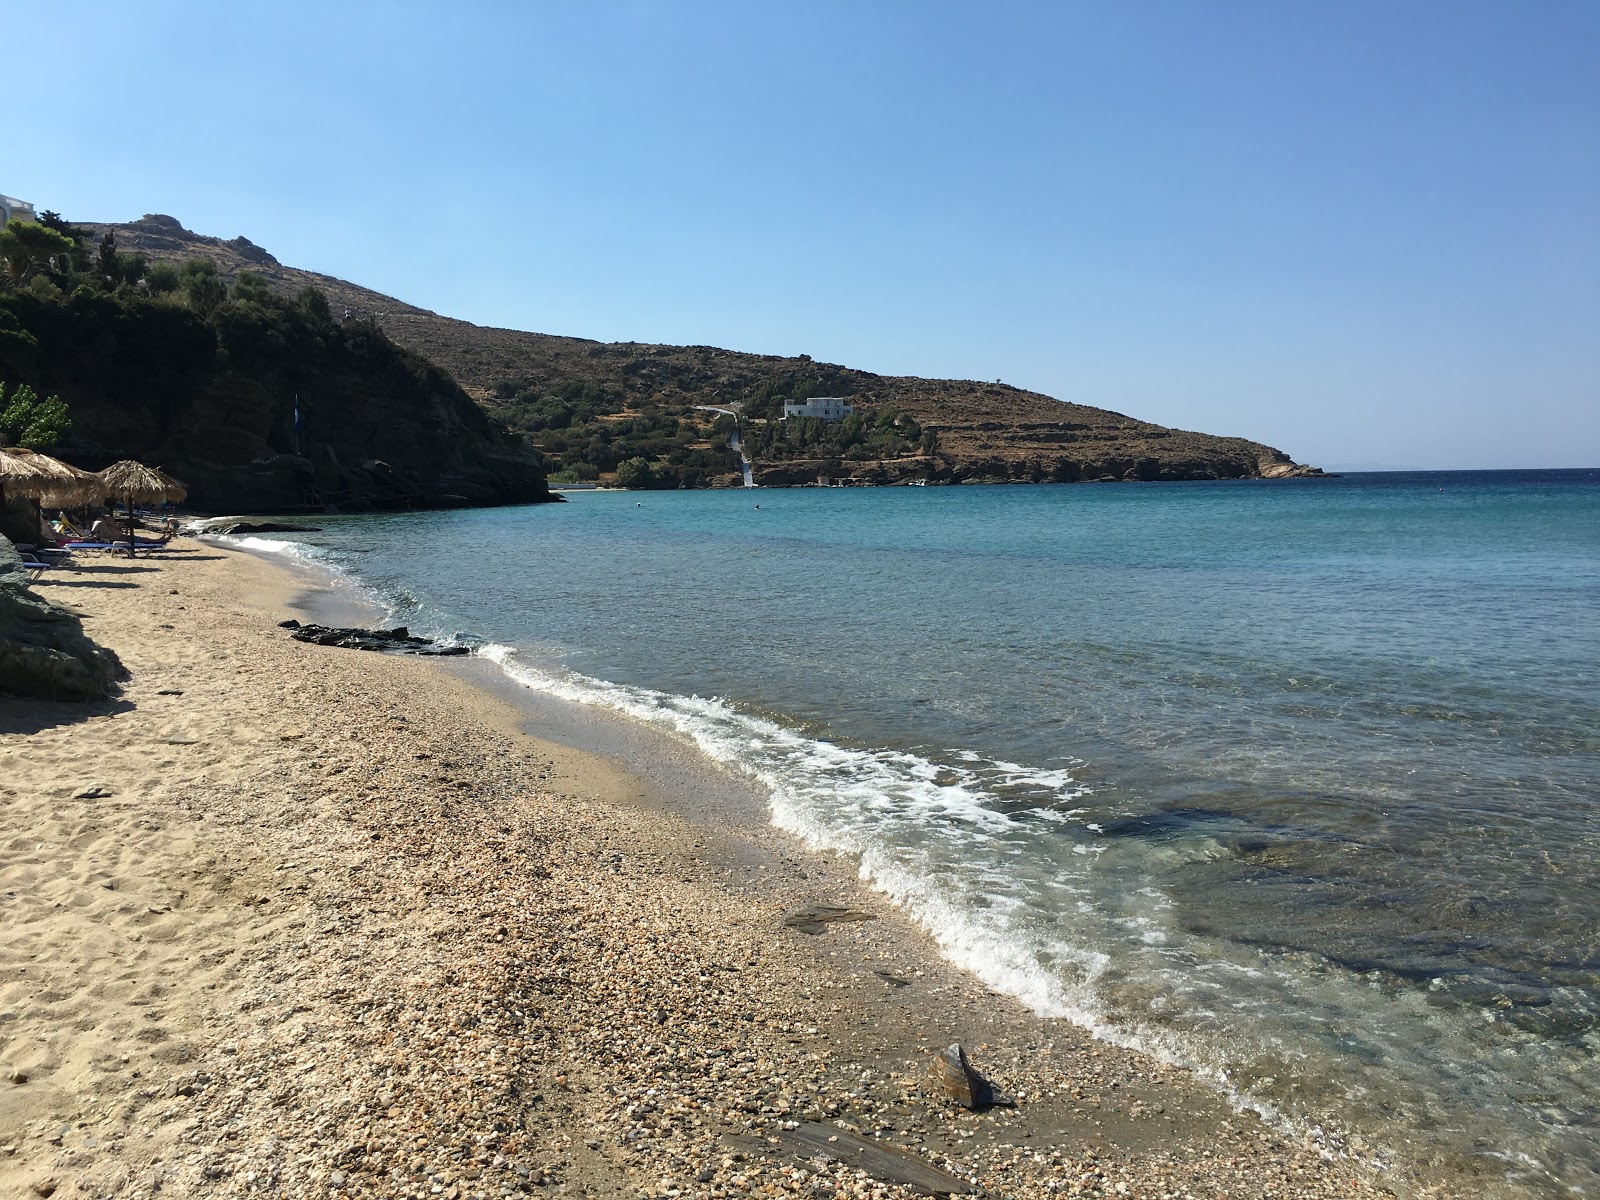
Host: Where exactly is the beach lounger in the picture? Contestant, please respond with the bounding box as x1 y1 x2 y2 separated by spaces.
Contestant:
17 550 70 580
64 538 171 556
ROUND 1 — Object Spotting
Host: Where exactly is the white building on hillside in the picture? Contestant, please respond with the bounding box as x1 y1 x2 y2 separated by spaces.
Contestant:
0 194 36 227
782 396 853 422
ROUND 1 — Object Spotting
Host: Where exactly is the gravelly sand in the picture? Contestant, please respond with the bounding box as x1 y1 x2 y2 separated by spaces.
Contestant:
0 543 1415 1199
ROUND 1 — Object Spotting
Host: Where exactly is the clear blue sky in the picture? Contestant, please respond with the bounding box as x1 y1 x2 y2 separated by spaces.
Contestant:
9 1 1597 468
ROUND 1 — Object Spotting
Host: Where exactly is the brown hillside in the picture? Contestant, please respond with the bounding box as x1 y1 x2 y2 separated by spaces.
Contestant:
86 214 1323 487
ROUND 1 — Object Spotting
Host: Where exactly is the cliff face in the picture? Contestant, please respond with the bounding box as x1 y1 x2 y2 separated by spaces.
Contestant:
0 285 552 513
86 215 1322 486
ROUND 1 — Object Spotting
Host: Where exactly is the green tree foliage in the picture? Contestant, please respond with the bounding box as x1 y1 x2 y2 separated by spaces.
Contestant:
180 258 228 316
614 457 656 488
295 285 332 325
0 381 71 449
0 221 76 288
95 232 149 291
146 262 180 295
0 260 496 477
35 210 80 239
233 270 273 302
35 211 91 275
741 405 922 463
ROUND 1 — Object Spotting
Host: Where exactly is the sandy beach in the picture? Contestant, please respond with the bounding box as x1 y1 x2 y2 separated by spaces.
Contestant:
1 543 1406 1200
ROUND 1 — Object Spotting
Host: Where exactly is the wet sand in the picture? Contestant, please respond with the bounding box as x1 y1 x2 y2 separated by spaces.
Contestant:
0 542 1407 1199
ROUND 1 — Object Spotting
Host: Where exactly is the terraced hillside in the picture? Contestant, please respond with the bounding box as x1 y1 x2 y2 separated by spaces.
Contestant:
87 214 1323 488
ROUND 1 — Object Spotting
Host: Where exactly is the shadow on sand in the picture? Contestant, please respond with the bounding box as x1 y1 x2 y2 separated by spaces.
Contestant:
0 692 135 736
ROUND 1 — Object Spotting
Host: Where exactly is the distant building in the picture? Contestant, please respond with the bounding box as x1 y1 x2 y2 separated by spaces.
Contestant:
0 194 36 227
782 397 853 422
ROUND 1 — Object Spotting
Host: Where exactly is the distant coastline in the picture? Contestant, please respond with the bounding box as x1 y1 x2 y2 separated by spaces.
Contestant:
80 212 1326 493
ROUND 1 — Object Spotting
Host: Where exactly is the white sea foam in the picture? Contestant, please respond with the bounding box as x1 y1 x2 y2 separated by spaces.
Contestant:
222 534 299 555
473 638 1319 1142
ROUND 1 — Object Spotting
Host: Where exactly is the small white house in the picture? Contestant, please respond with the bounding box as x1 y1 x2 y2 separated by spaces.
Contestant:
0 194 36 227
782 396 853 422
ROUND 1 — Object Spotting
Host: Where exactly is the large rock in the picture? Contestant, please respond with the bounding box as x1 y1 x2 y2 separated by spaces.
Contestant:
0 538 125 701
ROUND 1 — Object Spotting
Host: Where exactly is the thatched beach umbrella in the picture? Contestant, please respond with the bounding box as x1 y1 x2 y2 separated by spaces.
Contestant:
1 448 102 547
97 459 188 507
96 459 188 549
2 447 102 508
0 447 51 503
0 449 51 537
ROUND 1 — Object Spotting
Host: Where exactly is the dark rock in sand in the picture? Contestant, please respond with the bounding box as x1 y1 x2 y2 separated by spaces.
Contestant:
782 903 877 935
926 1043 1015 1109
0 538 125 701
189 518 324 535
279 619 469 656
732 1123 971 1195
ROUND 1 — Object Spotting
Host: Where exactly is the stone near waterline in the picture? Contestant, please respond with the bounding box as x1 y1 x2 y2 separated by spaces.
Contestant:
728 1123 971 1196
185 518 324 536
782 903 876 936
926 1044 1015 1109
278 619 470 656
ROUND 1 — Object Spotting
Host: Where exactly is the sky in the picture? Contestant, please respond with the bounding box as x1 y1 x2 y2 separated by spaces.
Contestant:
7 1 1597 469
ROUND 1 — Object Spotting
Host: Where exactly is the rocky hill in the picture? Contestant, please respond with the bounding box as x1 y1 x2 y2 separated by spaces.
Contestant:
86 214 1323 487
1 222 552 512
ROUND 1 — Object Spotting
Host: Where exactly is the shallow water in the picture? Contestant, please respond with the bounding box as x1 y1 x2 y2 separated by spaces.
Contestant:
232 471 1600 1196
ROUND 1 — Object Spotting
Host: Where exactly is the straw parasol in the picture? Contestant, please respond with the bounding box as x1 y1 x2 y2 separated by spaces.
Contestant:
97 459 189 507
96 459 189 549
0 447 102 507
1 448 102 550
0 447 52 503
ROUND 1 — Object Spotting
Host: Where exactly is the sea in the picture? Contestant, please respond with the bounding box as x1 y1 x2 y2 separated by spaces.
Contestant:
224 470 1600 1197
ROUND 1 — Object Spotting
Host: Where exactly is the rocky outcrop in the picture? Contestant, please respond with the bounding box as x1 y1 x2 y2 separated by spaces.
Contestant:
278 619 469 656
184 518 323 536
0 287 553 513
0 538 124 701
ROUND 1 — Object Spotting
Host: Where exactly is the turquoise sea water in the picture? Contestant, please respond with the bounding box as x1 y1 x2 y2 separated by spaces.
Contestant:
236 471 1600 1196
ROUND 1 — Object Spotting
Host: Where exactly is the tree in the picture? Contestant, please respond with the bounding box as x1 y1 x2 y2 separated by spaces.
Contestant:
0 382 71 450
295 285 332 325
96 232 120 285
180 258 227 315
93 232 149 290
147 262 180 295
0 221 76 288
35 210 80 238
614 456 657 489
233 270 272 302
35 211 91 274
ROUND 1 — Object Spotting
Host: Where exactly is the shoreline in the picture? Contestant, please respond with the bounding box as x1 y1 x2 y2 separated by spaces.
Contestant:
2 542 1408 1199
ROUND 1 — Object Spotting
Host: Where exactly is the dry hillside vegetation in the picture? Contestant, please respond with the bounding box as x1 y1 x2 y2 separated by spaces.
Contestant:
88 215 1323 488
